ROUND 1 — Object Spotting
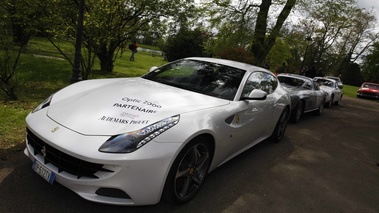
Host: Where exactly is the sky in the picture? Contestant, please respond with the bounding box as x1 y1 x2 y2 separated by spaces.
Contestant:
357 0 379 26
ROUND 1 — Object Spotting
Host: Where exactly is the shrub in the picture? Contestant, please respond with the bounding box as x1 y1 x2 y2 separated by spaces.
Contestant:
217 47 254 64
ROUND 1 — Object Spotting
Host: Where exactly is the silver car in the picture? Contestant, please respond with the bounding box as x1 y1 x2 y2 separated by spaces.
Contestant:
278 74 326 123
313 77 343 107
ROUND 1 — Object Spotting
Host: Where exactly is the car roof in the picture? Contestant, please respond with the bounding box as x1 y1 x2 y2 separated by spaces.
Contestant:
325 76 341 81
362 82 379 86
314 77 337 83
187 57 264 72
277 73 312 81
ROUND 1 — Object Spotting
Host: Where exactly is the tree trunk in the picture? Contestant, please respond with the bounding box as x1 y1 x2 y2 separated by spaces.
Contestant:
98 46 115 73
251 0 297 64
71 0 84 83
251 0 271 64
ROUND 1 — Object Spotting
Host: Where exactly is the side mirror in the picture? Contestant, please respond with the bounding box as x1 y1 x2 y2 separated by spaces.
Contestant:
241 89 267 101
149 66 158 72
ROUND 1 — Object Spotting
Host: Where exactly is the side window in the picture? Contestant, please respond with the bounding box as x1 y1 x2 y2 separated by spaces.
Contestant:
242 71 278 97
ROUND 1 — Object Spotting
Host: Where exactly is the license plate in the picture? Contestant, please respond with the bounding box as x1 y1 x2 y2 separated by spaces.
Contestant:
32 160 55 185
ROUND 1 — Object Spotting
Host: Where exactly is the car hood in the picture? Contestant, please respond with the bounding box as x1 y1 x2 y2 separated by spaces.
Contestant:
360 87 379 93
319 86 333 94
47 78 229 135
280 85 306 94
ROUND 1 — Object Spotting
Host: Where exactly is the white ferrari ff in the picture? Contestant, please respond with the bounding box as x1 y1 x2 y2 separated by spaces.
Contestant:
24 57 291 206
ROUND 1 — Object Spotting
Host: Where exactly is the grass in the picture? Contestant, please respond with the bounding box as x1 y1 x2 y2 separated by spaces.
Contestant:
342 85 359 98
0 37 165 158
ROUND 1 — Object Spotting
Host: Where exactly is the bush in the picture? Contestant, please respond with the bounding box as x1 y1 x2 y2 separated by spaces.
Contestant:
218 47 254 64
163 28 207 61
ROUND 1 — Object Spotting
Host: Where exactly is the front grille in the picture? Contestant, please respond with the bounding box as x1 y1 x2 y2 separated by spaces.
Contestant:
27 128 113 179
361 92 379 98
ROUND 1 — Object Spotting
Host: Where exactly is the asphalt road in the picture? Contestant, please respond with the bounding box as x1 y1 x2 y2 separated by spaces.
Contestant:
1 96 378 213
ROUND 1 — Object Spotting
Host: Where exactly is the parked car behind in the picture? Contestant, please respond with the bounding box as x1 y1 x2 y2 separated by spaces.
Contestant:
313 77 343 107
277 74 326 123
357 82 379 99
325 76 343 89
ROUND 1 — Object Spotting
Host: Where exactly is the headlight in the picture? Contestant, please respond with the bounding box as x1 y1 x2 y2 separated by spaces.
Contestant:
32 95 53 113
99 115 180 153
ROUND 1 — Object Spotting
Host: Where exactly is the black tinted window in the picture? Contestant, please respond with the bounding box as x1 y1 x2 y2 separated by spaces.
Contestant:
143 59 246 100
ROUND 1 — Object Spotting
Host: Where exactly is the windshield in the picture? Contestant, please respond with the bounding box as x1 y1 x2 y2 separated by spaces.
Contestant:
278 76 306 87
142 59 246 100
315 79 335 88
363 83 379 89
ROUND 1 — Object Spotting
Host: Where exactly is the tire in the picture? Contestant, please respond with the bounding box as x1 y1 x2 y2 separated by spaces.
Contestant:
269 107 290 143
163 137 211 204
325 100 332 108
325 95 333 108
290 100 304 123
315 99 324 115
335 95 342 105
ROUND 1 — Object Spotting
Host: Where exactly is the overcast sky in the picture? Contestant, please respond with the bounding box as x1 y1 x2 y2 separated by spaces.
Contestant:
357 0 378 21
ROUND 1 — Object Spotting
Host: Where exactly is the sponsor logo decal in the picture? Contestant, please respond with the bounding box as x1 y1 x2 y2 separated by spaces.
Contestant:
99 116 149 125
112 103 157 113
99 97 162 125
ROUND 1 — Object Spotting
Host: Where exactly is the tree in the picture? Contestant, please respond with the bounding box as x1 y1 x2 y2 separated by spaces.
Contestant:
27 0 199 76
163 27 208 61
251 0 297 64
341 63 363 86
295 0 378 75
266 37 292 71
3 0 41 45
218 47 254 64
0 3 24 100
362 42 379 83
203 0 257 56
203 0 297 64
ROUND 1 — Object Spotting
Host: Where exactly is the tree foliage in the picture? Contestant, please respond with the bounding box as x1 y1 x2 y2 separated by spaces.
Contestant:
2 0 379 84
251 0 297 64
294 0 378 75
24 0 198 74
163 27 208 62
362 42 379 83
0 1 26 100
218 47 254 64
341 63 363 86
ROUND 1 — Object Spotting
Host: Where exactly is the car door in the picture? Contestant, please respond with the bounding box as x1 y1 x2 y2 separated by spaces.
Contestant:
302 80 318 111
333 82 342 100
227 71 278 154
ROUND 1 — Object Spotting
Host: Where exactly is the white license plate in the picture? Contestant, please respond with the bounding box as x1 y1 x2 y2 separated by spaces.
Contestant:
32 160 55 185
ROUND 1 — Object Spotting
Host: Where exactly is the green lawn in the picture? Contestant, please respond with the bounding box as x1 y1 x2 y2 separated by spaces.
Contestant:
0 37 165 157
342 85 359 98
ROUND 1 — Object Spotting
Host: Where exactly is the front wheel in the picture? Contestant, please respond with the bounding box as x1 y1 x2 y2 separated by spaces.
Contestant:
290 100 304 123
325 95 333 108
163 138 211 204
270 107 290 143
335 95 342 105
315 99 324 115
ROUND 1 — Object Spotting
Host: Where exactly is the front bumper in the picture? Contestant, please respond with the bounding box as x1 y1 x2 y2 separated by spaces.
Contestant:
357 91 379 99
25 115 182 206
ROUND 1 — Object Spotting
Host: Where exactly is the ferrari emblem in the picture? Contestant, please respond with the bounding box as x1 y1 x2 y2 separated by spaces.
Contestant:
235 114 240 124
41 146 47 158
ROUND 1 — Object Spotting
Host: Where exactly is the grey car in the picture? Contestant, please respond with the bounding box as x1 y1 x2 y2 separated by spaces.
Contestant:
278 74 326 123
